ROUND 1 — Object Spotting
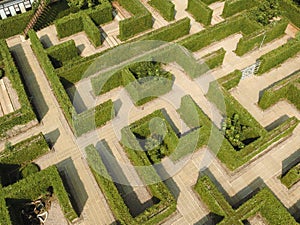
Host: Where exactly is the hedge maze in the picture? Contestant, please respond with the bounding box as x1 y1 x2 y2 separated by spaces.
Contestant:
1 0 300 224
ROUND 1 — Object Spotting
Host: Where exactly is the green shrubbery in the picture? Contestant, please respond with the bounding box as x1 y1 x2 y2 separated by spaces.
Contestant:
187 0 212 26
203 48 226 69
46 40 80 68
117 0 153 40
280 0 300 28
55 13 83 38
0 166 77 224
222 0 259 18
281 163 300 188
86 1 113 25
179 15 260 52
86 144 176 224
218 70 242 90
195 175 298 224
257 38 300 74
235 18 288 56
82 14 102 47
0 40 36 140
0 11 34 39
258 71 300 110
149 0 175 21
20 163 40 178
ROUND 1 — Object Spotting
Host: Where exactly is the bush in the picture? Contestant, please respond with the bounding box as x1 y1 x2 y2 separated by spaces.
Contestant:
135 18 190 42
117 0 153 40
46 40 80 68
281 163 300 188
0 11 34 39
179 15 260 52
187 0 213 26
55 13 83 38
280 0 300 28
20 163 40 178
218 70 242 90
203 48 226 69
0 40 36 139
222 0 259 18
82 14 102 47
0 68 4 79
149 0 175 21
257 38 300 74
235 18 288 56
86 1 113 25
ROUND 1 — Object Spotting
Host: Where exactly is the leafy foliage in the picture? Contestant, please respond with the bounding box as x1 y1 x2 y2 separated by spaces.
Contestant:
280 0 300 28
281 163 300 188
222 0 259 18
20 163 40 178
187 0 213 26
149 0 175 21
252 0 281 25
218 70 242 90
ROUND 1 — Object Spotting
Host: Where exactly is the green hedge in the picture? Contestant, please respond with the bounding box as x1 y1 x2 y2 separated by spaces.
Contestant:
280 0 300 28
117 0 153 40
82 14 102 47
222 0 259 18
235 19 288 56
55 13 83 38
194 175 298 224
0 40 36 140
0 11 34 39
203 48 226 69
1 166 77 223
149 0 175 21
179 15 260 52
257 38 300 74
136 17 190 42
86 144 176 225
202 0 223 4
258 71 300 110
187 0 213 26
86 1 113 26
281 163 300 188
218 70 242 90
46 40 80 68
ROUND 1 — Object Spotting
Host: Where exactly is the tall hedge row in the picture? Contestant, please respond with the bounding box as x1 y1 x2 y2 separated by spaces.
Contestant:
187 0 213 26
235 19 288 56
179 15 260 52
218 70 242 90
117 0 153 40
149 0 175 21
280 0 300 28
0 40 36 139
86 1 113 25
257 38 300 74
55 13 83 38
203 48 226 69
222 0 259 18
82 14 102 47
46 40 79 68
0 11 34 39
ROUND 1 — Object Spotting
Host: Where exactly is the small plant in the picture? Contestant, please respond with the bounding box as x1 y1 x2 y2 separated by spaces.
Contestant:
144 134 167 163
253 0 281 25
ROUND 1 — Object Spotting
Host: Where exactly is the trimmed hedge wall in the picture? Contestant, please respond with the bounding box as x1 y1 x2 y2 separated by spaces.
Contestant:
86 143 176 225
149 0 175 21
218 70 242 90
86 1 113 26
206 81 299 170
117 0 153 40
203 48 226 69
222 0 259 18
195 175 298 224
187 0 213 26
280 0 300 28
0 40 36 140
235 19 288 56
281 163 300 188
179 15 260 52
257 38 300 75
0 11 34 39
46 40 80 68
258 71 300 110
55 13 83 38
202 0 222 4
82 14 102 47
0 166 78 223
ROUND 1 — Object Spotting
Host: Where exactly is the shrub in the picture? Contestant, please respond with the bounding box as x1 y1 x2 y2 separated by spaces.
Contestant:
257 38 300 74
46 40 80 68
203 48 226 69
0 11 34 39
86 1 113 25
187 0 213 26
222 0 259 18
218 70 242 90
235 18 288 56
20 163 40 178
148 0 175 21
281 163 300 188
55 13 83 38
280 0 300 28
82 14 102 47
117 0 153 40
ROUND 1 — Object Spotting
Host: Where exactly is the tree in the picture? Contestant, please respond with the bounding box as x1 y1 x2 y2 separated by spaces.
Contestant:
254 0 281 25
